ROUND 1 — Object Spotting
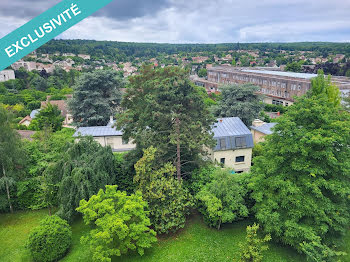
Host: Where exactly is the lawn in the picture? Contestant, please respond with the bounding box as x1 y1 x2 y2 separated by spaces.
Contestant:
1 210 350 262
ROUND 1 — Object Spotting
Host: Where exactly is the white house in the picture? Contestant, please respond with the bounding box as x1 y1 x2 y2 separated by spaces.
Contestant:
0 70 15 82
209 117 254 173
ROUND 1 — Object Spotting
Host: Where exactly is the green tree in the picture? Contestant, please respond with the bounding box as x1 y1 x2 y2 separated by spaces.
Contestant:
26 215 72 262
29 103 64 132
239 223 271 262
196 169 249 229
285 61 303 72
134 147 193 234
118 66 215 180
250 95 350 260
214 84 263 126
31 75 48 91
69 70 124 127
198 68 207 78
77 185 157 262
343 93 350 111
55 137 118 221
0 107 26 213
310 70 341 107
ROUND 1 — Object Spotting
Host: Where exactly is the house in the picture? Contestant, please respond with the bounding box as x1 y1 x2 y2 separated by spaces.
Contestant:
209 117 254 173
19 115 32 126
250 119 277 143
0 70 15 82
18 109 40 126
73 118 136 152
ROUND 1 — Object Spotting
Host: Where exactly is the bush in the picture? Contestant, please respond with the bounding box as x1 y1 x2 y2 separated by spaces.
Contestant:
196 169 249 229
26 215 72 262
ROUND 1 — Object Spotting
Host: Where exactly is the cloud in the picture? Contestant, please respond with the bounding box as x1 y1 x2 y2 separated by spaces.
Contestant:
0 0 350 43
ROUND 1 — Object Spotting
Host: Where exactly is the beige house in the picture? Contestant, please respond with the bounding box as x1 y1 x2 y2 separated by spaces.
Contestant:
250 119 277 143
209 117 254 173
73 121 135 152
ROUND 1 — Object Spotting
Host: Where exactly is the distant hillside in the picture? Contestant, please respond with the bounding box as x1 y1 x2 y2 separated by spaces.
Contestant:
38 40 350 62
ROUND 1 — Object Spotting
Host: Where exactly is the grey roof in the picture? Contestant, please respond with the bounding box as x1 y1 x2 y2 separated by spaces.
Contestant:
212 117 251 138
73 126 123 137
242 69 317 79
250 123 277 135
30 109 40 119
212 117 254 150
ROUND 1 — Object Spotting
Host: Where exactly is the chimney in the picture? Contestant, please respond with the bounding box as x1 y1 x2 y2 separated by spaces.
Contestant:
252 119 265 127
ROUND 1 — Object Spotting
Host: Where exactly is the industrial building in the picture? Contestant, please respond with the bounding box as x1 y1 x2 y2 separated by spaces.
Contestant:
193 66 350 106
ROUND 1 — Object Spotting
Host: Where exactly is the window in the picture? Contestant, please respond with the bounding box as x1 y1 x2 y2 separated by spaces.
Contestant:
236 156 245 163
122 138 128 145
220 138 226 150
235 137 247 148
220 158 225 164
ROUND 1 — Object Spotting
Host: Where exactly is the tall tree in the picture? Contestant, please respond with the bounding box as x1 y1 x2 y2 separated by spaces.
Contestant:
214 84 263 126
0 108 26 213
69 70 124 127
54 137 118 221
118 66 215 180
250 94 350 260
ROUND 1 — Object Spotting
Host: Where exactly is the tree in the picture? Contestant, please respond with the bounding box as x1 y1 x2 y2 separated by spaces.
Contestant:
285 61 303 72
214 84 263 126
343 93 350 111
31 75 48 91
239 223 271 262
198 68 207 78
134 147 193 234
29 103 64 132
118 66 215 180
76 185 157 262
250 94 350 260
195 169 249 229
26 215 72 262
69 70 124 127
55 137 118 221
0 107 26 213
310 70 341 107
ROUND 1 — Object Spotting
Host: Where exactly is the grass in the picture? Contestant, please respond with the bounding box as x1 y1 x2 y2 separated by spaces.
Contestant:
1 210 350 262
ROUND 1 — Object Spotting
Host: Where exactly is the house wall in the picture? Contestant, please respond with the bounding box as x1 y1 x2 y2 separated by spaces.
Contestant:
92 136 136 152
21 119 31 127
251 129 266 143
0 70 15 82
208 148 253 172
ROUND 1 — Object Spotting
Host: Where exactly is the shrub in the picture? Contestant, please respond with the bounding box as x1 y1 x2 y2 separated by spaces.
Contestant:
196 169 249 229
26 215 72 262
239 223 271 262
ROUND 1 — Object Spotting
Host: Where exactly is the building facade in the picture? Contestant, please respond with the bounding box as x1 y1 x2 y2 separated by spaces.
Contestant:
250 119 277 143
73 126 136 153
0 70 15 82
209 117 254 173
193 66 350 106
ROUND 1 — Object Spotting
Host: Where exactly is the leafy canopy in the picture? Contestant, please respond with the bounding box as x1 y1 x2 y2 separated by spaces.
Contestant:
118 65 215 179
250 94 350 261
196 168 249 229
214 83 263 126
69 70 124 127
134 147 193 234
77 185 157 262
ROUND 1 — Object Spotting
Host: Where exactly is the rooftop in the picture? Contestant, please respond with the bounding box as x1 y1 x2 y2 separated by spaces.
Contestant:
73 126 123 137
212 117 252 138
250 122 277 135
241 69 318 79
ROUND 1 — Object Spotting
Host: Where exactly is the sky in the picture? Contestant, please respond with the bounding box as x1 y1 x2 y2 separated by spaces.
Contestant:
0 0 349 43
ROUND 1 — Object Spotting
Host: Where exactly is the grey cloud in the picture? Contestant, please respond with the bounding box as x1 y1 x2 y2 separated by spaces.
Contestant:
94 0 171 20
